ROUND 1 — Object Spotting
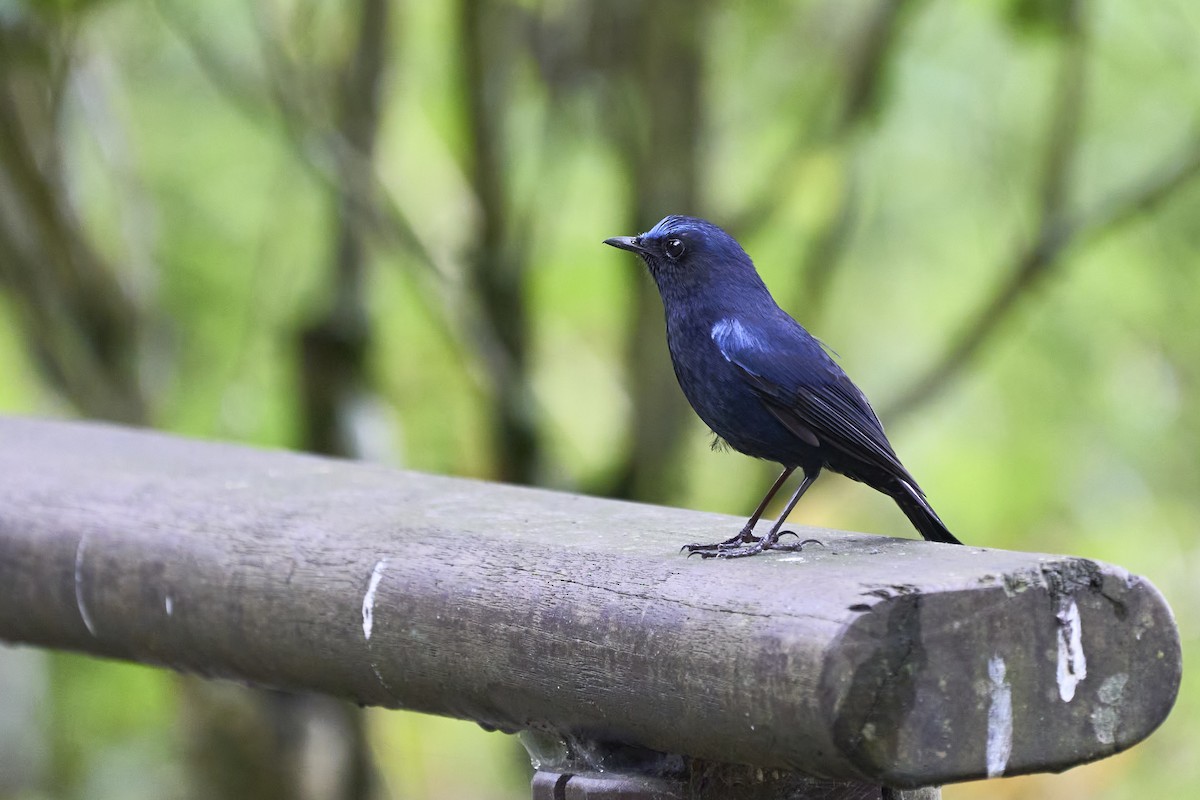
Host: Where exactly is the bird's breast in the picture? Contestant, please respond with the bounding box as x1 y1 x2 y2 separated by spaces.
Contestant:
664 313 811 465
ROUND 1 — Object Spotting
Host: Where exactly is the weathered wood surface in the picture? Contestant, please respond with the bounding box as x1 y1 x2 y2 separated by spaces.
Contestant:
529 763 941 799
0 418 1180 789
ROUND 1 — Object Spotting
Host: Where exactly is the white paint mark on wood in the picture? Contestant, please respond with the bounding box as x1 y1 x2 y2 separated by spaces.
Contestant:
986 656 1013 778
361 559 397 697
1090 672 1129 745
165 596 174 616
74 536 98 637
1056 599 1087 702
362 559 388 641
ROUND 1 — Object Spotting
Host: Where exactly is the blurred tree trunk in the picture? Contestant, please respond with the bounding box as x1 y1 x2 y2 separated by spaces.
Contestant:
459 0 542 485
178 685 376 800
297 0 387 462
605 0 707 502
286 1 393 800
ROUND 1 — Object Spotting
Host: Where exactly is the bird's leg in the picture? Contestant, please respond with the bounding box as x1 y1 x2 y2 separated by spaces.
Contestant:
756 471 819 549
735 466 795 542
698 470 821 559
682 467 794 553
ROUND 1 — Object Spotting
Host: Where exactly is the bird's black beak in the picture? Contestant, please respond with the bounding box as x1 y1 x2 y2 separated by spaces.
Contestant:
603 235 648 255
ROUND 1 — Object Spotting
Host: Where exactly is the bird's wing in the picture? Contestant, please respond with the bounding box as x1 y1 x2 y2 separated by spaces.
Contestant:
711 317 919 488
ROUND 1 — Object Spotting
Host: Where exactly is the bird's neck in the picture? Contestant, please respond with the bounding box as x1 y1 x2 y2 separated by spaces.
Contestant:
655 270 777 326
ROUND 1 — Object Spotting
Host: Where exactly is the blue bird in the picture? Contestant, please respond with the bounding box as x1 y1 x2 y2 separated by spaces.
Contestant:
605 215 962 557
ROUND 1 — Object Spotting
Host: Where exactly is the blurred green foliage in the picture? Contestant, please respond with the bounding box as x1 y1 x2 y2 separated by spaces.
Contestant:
1 0 1198 798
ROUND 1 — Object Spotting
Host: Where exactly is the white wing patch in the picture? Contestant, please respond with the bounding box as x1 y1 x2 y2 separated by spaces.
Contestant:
711 318 763 359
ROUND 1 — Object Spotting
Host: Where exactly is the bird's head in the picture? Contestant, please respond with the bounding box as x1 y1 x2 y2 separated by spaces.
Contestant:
603 215 760 299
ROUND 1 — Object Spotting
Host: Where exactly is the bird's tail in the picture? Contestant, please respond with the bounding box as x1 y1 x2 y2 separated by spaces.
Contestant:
891 481 962 545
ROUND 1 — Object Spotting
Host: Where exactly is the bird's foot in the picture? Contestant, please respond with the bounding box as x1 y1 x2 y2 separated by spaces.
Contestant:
686 534 823 559
681 527 760 555
690 540 767 559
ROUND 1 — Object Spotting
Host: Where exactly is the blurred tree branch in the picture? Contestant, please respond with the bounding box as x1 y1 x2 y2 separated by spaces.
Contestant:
883 0 1090 422
798 0 919 318
156 0 487 384
729 1 918 232
884 131 1200 422
0 17 147 424
158 0 459 289
884 0 1200 421
838 0 916 130
159 0 552 482
724 1 921 321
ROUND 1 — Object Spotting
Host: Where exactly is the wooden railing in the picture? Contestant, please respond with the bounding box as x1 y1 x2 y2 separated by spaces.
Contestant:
0 418 1181 799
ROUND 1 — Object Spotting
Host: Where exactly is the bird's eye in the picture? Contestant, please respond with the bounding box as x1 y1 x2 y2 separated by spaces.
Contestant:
664 238 685 260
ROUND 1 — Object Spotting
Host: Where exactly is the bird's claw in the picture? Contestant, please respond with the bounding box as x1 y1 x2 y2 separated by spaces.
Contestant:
778 530 825 548
680 531 760 554
681 542 737 556
684 534 823 559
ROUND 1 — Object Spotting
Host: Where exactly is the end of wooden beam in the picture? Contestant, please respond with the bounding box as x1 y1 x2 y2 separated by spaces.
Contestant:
821 555 1179 786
